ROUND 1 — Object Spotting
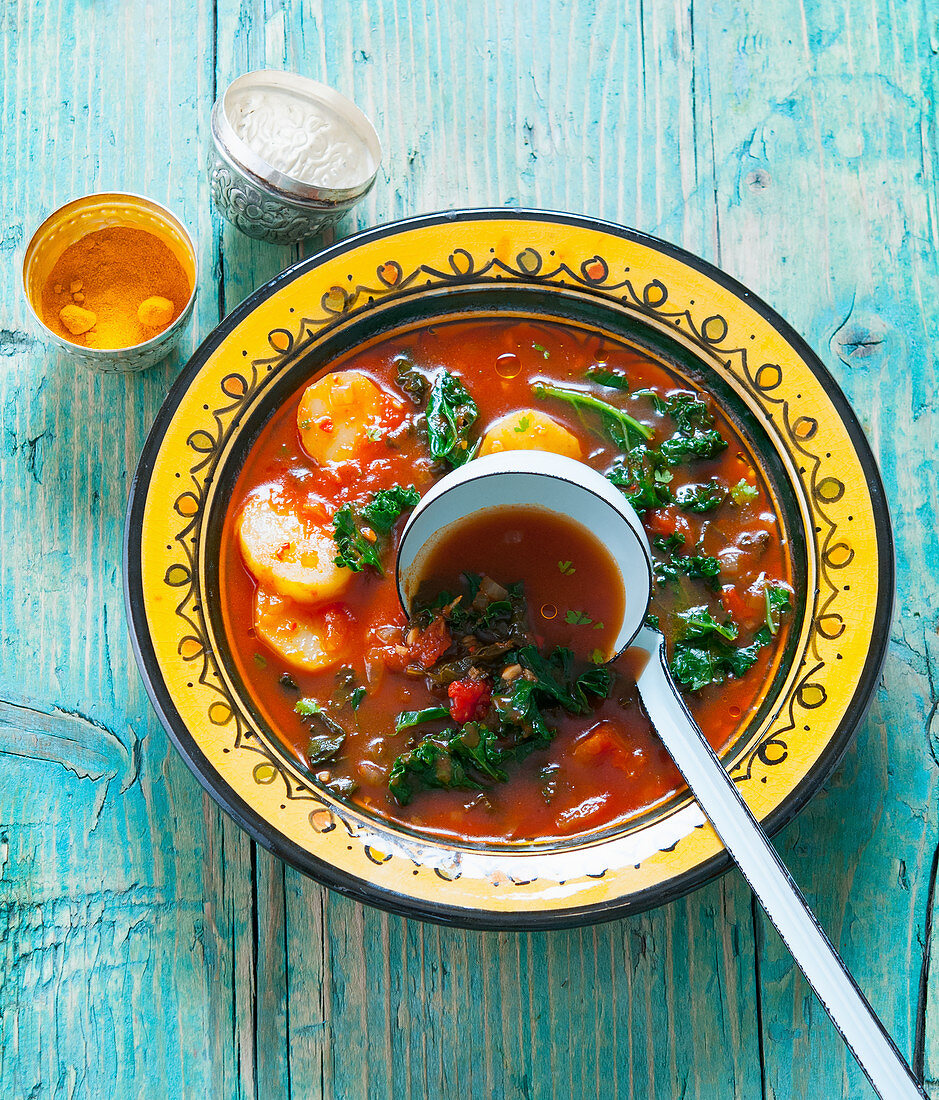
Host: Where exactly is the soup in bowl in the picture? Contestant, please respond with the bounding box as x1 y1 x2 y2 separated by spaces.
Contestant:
219 314 796 842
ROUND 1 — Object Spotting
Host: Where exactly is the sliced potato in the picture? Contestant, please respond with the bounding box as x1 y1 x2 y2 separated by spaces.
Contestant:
479 408 583 459
253 587 351 673
237 489 350 604
297 370 386 464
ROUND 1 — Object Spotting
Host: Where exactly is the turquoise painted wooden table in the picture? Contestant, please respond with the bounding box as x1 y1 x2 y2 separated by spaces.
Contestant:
2 2 937 1097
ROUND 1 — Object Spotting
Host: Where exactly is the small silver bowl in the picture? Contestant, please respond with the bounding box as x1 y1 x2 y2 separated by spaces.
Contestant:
208 70 382 245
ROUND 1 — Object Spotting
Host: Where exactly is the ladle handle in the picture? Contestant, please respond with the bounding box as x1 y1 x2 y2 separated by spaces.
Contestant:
634 627 924 1100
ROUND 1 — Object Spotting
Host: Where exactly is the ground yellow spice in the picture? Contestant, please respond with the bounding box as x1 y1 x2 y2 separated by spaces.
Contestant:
41 227 191 349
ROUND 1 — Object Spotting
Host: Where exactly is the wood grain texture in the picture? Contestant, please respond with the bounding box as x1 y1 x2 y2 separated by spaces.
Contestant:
1 0 937 1097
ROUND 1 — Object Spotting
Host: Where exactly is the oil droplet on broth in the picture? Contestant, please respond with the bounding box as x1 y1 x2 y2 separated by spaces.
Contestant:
495 352 521 379
541 603 558 620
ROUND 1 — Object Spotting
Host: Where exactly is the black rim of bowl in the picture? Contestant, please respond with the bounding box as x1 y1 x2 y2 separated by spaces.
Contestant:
123 208 895 930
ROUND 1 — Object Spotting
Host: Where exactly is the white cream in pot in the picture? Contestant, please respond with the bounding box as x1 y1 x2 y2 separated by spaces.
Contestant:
227 85 375 189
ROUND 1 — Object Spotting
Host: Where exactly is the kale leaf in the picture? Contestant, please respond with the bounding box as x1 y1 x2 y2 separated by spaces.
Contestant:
633 388 669 414
388 579 616 805
652 534 722 591
532 382 653 450
295 698 347 764
306 733 347 765
426 370 479 467
586 365 631 390
659 429 728 466
671 628 772 692
676 605 739 642
492 675 554 750
635 389 728 466
395 706 451 733
669 594 779 691
393 354 428 405
660 392 715 434
332 505 385 573
388 722 506 805
332 484 420 574
361 485 421 534
764 584 792 635
334 667 366 711
390 646 616 806
607 446 674 514
675 479 727 513
515 645 614 716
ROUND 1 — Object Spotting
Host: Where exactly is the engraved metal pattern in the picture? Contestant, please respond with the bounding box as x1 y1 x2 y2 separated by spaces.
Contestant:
207 156 348 244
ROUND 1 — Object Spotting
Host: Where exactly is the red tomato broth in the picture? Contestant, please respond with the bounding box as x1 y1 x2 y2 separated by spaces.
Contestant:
219 317 792 842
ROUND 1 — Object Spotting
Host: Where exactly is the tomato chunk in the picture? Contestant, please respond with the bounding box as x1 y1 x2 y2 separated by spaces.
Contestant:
646 506 691 542
721 582 763 632
408 617 451 669
448 678 492 724
572 721 645 778
720 583 750 622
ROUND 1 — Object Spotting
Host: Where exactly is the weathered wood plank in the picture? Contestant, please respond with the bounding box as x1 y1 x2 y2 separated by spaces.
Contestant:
0 0 256 1096
690 0 939 1096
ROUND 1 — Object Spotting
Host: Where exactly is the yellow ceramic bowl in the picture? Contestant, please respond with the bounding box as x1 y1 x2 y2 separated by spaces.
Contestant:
22 192 198 373
124 210 893 928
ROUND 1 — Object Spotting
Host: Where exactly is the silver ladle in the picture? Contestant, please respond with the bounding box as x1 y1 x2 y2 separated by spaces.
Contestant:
396 450 923 1100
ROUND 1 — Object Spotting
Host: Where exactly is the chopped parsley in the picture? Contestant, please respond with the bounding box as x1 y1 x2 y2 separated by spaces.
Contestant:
730 478 760 506
565 609 592 625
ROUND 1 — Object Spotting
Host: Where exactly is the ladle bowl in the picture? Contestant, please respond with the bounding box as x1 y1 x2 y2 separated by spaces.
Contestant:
395 450 923 1100
396 450 652 655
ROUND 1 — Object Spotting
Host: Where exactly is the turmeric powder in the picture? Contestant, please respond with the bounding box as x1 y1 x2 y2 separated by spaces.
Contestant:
41 227 191 349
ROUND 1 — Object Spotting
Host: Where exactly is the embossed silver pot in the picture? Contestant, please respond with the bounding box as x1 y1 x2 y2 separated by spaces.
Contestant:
207 71 382 245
